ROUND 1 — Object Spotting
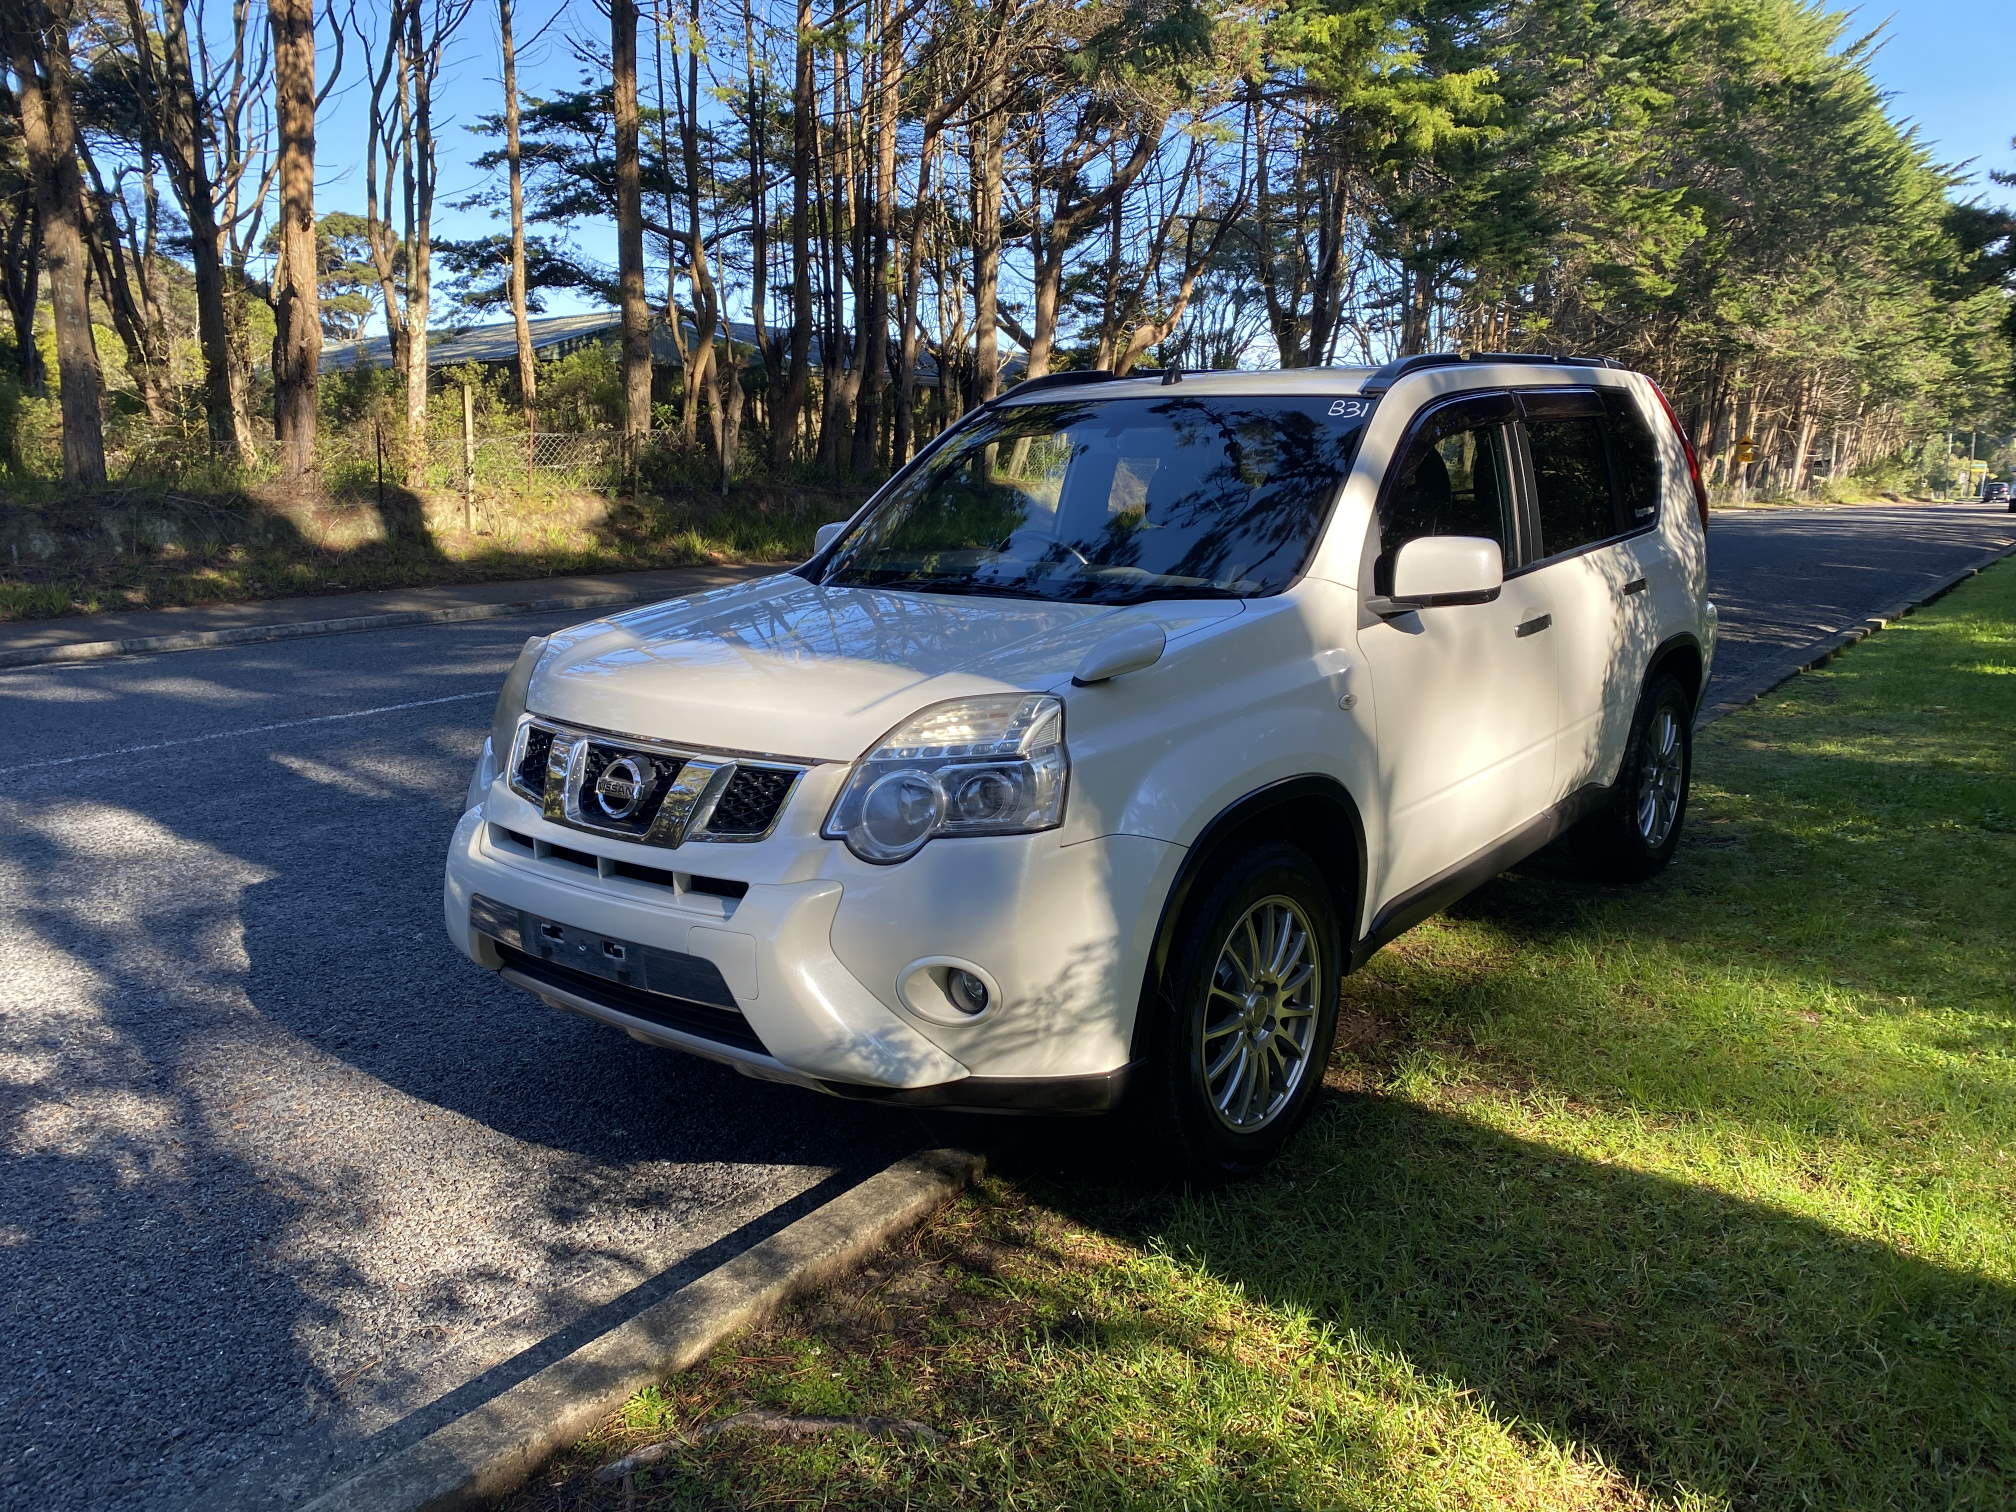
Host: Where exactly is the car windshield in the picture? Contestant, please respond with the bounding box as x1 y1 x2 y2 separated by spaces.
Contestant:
815 394 1372 605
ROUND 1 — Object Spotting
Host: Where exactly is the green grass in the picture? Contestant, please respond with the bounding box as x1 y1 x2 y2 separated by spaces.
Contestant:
506 565 2016 1512
0 481 865 621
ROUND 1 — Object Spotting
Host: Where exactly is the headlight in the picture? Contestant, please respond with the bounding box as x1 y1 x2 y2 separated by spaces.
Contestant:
483 636 549 793
823 693 1067 863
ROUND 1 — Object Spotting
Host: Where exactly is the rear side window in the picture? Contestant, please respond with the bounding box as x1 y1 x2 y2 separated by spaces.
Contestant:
1521 390 1617 556
1602 390 1662 525
1375 393 1515 592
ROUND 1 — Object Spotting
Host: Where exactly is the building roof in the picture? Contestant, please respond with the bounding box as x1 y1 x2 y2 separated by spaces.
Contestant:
317 308 972 383
318 309 685 373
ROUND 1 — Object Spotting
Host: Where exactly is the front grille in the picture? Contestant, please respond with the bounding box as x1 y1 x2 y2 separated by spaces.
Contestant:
503 715 808 848
575 740 683 839
707 767 798 836
497 944 767 1054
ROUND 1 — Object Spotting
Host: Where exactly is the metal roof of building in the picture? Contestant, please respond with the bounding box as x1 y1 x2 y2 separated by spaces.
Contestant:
317 308 967 383
319 310 688 373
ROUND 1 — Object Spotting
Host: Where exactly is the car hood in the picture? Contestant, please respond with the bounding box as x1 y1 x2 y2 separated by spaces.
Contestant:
526 573 1244 759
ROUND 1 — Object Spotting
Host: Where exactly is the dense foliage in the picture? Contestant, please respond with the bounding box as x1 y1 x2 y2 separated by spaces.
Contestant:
1 0 2012 496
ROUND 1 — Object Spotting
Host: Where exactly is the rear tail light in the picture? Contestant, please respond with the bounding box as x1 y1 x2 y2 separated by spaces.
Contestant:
1648 380 1709 532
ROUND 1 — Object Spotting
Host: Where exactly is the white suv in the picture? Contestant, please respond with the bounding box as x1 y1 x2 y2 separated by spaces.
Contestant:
445 354 1716 1171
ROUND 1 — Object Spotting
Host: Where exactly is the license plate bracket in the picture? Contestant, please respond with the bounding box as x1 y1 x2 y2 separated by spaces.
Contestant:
469 893 739 1008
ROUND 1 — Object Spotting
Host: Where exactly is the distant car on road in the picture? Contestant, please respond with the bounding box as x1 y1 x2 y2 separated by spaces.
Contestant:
1981 480 2011 506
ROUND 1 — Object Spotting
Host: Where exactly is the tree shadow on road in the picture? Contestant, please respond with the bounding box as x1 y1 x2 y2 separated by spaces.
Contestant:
0 673 915 1510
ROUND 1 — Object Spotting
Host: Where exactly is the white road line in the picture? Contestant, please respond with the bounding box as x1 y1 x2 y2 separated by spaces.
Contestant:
0 690 491 776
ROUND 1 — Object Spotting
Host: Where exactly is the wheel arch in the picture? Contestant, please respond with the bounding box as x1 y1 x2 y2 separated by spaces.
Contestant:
1645 632 1705 713
1130 775 1367 1059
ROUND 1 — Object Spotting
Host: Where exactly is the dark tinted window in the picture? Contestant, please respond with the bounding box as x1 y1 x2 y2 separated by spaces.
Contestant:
1377 396 1514 590
1602 390 1661 525
1523 389 1621 555
819 395 1369 604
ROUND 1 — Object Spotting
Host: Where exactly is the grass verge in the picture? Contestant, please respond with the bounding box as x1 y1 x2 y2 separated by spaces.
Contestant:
0 481 869 622
1708 491 1929 510
505 564 2016 1512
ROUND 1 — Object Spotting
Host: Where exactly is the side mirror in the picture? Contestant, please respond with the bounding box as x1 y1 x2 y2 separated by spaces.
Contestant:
1371 536 1504 615
814 520 848 554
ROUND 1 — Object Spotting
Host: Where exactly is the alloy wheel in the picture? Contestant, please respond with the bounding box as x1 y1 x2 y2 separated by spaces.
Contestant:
1636 705 1685 847
1198 896 1322 1132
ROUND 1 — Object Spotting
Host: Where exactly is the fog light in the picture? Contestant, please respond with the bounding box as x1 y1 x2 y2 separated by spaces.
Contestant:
946 969 990 1016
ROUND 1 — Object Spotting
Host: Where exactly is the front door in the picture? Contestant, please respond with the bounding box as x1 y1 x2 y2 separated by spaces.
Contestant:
1356 392 1563 912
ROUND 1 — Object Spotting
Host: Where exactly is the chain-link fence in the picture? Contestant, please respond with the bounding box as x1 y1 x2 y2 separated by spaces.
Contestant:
310 427 631 495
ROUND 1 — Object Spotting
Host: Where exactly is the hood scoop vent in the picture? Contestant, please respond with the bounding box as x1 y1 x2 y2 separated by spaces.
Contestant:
1071 623 1167 686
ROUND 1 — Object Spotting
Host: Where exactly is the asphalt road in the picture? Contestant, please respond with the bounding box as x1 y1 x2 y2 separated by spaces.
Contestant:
0 611 921 1512
1699 497 2015 713
2 498 2011 1511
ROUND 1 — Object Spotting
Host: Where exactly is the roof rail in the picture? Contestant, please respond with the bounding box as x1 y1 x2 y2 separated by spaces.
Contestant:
1359 350 1623 396
1000 369 1145 400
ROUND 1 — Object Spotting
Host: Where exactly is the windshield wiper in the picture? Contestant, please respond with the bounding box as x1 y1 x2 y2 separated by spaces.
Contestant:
839 574 1061 601
1100 584 1248 605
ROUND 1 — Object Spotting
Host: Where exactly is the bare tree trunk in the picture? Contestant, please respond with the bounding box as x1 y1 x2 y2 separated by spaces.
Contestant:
145 0 255 464
848 0 898 474
1789 372 1819 495
612 0 652 442
269 0 321 481
0 207 41 392
401 2 434 477
499 0 536 431
737 0 771 443
671 0 739 478
814 38 858 473
653 1 694 428
968 66 1006 404
8 0 105 485
1022 124 1163 383
356 0 465 485
892 127 938 466
736 0 767 428
770 0 814 472
75 148 169 423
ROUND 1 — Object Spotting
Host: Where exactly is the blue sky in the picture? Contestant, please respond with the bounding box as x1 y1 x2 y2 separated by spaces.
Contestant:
310 0 2016 327
1860 0 2016 191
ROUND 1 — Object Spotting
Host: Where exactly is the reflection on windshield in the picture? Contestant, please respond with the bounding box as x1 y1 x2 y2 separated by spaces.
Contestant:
818 395 1371 604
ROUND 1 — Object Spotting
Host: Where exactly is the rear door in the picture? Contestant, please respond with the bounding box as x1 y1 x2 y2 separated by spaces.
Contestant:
1509 387 1660 798
1356 392 1563 910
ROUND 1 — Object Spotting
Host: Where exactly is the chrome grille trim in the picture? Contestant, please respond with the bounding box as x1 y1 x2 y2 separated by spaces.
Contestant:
505 714 806 846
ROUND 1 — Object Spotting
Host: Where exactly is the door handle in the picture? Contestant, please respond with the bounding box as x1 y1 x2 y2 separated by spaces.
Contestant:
1515 613 1552 638
1621 577 1649 596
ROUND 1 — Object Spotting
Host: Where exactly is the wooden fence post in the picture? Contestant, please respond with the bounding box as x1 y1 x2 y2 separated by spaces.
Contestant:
461 381 476 532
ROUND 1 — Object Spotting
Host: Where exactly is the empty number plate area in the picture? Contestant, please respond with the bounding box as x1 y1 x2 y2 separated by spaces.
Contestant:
470 893 766 1053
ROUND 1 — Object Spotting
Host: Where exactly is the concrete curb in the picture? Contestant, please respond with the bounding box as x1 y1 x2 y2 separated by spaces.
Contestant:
0 590 675 671
296 1148 982 1512
1696 541 2016 725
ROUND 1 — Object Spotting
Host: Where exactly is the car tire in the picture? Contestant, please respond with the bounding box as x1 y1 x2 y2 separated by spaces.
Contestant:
1561 674 1693 882
1138 842 1343 1179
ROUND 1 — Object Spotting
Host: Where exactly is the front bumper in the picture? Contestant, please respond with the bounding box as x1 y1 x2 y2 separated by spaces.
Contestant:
442 802 1177 1112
